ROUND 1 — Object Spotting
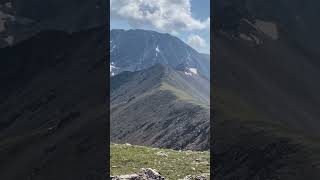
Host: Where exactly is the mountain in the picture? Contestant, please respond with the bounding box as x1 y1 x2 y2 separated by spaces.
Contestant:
214 1 320 179
110 29 210 79
0 0 107 47
110 64 209 151
0 27 107 180
216 0 320 58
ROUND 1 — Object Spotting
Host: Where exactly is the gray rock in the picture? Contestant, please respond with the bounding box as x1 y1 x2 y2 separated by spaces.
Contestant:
111 168 165 180
180 174 209 180
111 174 140 180
155 152 168 158
141 168 164 179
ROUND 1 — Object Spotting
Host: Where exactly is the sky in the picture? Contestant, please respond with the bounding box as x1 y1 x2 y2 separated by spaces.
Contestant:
110 0 210 54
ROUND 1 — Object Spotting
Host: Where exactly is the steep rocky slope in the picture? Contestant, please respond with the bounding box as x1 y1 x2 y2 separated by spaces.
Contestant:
214 1 320 179
111 64 210 151
0 27 108 180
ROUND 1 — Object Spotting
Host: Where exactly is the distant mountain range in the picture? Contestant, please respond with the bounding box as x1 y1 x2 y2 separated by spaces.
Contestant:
110 29 210 79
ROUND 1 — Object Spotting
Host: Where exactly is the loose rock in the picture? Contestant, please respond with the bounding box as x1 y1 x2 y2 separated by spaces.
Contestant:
155 151 168 157
180 173 209 180
111 168 165 180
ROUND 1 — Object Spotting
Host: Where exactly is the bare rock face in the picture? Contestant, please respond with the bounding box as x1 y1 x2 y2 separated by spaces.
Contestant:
111 168 165 180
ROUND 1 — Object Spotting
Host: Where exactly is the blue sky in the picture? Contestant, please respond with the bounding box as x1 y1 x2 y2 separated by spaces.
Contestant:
110 0 210 54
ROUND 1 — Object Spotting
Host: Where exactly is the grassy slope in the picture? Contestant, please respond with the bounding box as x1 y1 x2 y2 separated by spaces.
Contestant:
159 82 209 108
110 144 210 179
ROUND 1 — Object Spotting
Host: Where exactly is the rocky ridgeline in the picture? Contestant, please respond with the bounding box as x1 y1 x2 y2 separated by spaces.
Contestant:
110 168 209 180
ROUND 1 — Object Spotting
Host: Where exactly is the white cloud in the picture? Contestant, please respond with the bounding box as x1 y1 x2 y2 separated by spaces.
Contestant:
205 17 210 30
187 34 206 51
110 0 210 33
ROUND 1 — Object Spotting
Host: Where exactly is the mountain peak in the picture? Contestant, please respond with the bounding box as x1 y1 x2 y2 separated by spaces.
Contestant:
110 29 210 78
111 28 171 36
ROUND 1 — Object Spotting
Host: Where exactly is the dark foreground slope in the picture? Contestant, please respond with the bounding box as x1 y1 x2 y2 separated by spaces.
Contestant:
111 64 210 151
0 0 107 47
0 28 107 180
214 1 320 179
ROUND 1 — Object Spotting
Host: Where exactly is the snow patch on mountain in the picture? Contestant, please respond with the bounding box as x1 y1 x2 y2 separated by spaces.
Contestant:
189 68 198 74
240 33 253 41
184 67 198 76
255 20 279 40
239 33 262 45
155 45 160 57
111 44 117 53
110 62 118 76
185 71 192 76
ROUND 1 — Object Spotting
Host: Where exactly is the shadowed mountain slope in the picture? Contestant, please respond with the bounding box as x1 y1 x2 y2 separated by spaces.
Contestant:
0 27 108 180
0 0 107 47
214 1 320 179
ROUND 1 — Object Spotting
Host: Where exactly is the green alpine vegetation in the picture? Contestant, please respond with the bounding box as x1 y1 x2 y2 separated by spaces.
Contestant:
110 144 210 179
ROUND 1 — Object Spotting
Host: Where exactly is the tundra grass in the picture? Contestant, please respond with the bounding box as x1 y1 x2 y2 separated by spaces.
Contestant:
110 144 210 179
159 82 209 108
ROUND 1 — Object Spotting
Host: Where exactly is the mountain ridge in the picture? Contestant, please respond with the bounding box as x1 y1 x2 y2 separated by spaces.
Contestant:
111 64 209 151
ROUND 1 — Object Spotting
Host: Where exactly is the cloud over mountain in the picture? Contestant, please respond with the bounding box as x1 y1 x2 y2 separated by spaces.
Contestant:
110 0 209 33
187 34 207 52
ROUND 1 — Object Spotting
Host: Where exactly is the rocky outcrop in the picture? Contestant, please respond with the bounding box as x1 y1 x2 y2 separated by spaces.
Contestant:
111 168 165 180
180 173 210 180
